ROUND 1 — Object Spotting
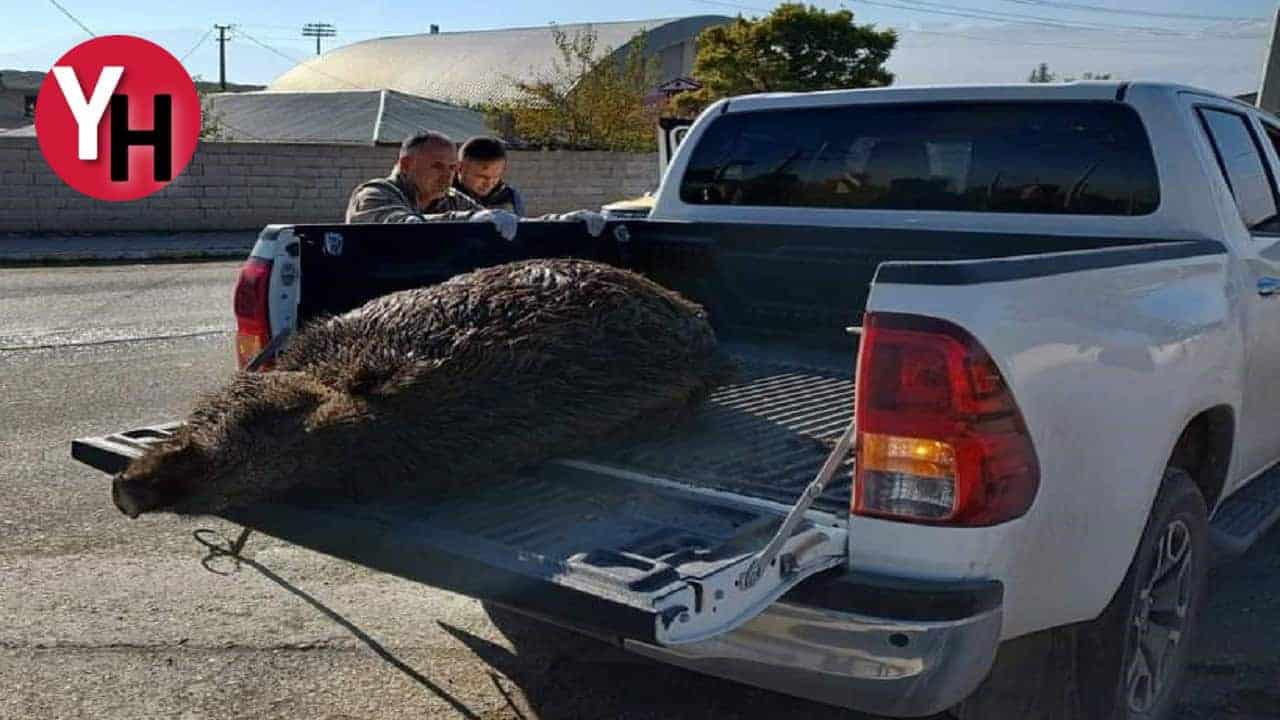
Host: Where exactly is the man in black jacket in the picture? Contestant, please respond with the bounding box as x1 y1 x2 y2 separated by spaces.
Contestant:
454 136 605 234
454 136 527 216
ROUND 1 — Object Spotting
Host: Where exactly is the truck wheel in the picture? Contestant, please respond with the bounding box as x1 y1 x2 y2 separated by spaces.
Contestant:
951 467 1209 720
1078 466 1210 720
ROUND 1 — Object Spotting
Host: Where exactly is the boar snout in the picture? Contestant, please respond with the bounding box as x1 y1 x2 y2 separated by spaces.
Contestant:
112 477 166 518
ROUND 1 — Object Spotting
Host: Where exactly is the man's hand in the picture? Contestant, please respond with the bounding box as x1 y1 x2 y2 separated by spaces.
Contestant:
554 209 607 237
469 209 519 241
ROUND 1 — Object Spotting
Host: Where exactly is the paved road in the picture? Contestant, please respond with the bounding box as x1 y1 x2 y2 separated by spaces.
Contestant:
0 262 1277 719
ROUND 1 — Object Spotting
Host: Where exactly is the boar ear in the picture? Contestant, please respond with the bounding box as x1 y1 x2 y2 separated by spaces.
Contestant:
161 438 210 476
121 435 208 484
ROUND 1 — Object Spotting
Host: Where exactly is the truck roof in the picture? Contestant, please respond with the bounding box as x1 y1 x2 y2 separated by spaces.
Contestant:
721 81 1245 114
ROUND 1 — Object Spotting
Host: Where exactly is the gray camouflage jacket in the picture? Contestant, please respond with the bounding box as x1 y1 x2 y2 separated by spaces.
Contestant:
344 171 482 224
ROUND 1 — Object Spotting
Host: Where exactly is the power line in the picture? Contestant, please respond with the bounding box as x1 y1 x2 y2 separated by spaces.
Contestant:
903 27 1184 54
694 0 1260 38
907 0 1266 36
237 31 386 44
851 0 1263 38
687 0 1246 56
45 0 94 37
179 27 213 63
999 0 1264 23
232 27 366 89
873 0 1181 35
690 0 772 13
235 22 392 34
233 28 306 67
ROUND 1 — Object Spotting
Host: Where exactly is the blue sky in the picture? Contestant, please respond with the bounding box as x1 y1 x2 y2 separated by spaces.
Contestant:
3 1 1276 94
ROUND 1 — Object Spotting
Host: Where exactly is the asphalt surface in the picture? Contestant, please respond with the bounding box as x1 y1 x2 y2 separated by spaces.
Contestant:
1 261 1278 719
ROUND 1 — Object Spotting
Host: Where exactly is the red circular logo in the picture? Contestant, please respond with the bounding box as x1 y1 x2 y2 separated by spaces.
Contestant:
35 35 200 202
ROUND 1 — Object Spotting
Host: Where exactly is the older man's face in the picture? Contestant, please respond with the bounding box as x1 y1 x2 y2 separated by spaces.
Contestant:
458 158 506 199
401 143 459 207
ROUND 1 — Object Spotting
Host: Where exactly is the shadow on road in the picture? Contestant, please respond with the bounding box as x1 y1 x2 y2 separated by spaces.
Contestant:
188 526 878 719
192 528 482 720
449 603 890 719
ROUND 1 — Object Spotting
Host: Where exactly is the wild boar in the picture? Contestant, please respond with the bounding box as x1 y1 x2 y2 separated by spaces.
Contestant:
112 258 725 517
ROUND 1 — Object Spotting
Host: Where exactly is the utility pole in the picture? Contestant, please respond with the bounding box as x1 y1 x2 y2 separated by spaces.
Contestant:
301 23 336 56
215 24 232 91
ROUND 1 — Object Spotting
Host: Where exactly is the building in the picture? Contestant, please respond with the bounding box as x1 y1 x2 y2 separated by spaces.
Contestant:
266 16 730 107
1 16 728 144
203 89 489 144
0 70 43 130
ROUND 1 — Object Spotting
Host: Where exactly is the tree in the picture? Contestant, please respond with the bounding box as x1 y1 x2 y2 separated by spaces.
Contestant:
193 75 227 140
490 27 662 151
671 4 897 117
1028 63 1055 83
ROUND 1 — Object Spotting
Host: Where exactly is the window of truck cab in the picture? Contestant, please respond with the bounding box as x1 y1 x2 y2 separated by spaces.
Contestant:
1252 115 1280 236
1197 106 1280 235
678 101 1160 216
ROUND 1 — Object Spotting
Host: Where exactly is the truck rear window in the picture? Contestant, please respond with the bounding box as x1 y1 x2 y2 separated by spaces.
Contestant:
679 101 1159 215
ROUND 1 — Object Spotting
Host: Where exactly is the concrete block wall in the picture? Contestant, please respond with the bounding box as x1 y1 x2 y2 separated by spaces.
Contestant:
0 138 657 232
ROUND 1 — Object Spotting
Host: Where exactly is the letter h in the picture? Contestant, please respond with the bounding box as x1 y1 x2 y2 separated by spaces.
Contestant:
109 94 173 182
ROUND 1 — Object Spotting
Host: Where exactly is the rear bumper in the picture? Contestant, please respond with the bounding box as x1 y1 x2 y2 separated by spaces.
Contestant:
624 570 1003 718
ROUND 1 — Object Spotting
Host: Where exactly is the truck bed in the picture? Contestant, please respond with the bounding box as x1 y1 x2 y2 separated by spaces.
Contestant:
71 342 854 644
577 341 854 515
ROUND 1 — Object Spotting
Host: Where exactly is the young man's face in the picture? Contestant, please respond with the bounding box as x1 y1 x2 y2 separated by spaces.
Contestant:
400 143 459 207
458 158 507 198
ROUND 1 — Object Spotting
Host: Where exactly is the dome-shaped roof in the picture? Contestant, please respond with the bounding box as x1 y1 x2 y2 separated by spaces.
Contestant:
267 16 729 106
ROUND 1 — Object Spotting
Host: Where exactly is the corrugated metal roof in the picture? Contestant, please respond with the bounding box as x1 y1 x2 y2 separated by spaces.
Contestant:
266 16 729 106
0 70 44 91
205 89 489 144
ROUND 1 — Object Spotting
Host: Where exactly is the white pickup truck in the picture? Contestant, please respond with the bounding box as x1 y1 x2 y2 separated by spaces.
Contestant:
73 82 1280 719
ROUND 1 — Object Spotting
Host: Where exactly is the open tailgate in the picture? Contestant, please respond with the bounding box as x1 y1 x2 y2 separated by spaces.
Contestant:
72 424 848 646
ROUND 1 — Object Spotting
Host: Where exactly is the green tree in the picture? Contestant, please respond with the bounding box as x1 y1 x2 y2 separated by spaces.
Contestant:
192 75 227 140
671 4 897 117
491 27 661 151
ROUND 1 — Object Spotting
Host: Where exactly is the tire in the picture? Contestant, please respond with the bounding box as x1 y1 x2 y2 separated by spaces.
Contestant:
1076 466 1210 720
952 467 1209 720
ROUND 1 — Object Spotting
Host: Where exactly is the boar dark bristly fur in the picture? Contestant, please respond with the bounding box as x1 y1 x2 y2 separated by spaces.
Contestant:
112 259 726 517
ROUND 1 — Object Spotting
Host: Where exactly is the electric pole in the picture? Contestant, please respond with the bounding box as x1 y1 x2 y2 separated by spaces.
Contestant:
215 24 232 91
301 23 336 56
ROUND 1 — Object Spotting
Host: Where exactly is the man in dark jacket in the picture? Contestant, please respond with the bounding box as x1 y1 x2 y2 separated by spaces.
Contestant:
454 136 606 234
454 136 526 216
345 130 518 239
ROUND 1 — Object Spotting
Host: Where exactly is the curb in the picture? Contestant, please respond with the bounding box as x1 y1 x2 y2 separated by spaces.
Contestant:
0 232 255 266
0 248 251 266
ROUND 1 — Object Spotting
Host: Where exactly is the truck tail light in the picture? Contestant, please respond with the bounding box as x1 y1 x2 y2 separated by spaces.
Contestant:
233 257 272 370
854 313 1039 526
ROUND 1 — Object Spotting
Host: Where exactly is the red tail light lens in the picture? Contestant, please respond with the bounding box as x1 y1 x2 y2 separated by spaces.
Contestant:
233 257 272 369
854 312 1039 526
